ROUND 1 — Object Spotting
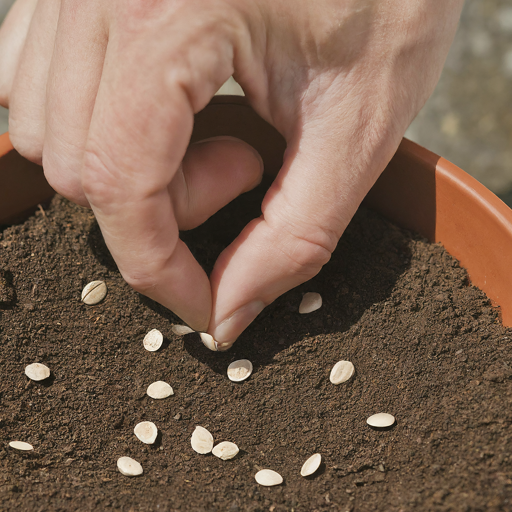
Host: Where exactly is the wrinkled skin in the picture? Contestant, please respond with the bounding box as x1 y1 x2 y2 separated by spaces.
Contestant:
0 0 464 349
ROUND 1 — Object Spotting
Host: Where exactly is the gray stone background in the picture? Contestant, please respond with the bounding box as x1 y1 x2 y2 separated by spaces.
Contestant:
1 0 512 204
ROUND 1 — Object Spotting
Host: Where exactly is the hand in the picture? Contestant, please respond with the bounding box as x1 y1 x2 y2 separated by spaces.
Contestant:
0 0 463 349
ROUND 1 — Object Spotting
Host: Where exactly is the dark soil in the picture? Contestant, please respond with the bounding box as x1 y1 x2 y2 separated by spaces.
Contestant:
1 185 512 512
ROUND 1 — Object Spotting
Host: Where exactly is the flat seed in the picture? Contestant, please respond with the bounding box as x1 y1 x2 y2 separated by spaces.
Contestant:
227 359 253 382
299 292 322 314
212 441 239 460
255 469 283 486
367 413 395 428
117 456 143 477
199 333 218 352
9 441 33 451
191 426 214 454
134 421 158 444
329 361 355 385
24 363 50 381
300 453 322 477
147 381 174 399
172 324 195 335
143 329 163 352
81 280 107 305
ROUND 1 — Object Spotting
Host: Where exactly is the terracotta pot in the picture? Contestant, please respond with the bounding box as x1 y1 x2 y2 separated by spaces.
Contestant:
2 96 512 325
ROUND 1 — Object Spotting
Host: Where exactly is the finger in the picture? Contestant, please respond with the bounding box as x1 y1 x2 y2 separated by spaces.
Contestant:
170 137 263 231
43 0 107 206
8 0 60 163
0 0 38 107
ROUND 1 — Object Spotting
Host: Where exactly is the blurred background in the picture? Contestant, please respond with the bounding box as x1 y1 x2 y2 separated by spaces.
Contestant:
1 0 512 204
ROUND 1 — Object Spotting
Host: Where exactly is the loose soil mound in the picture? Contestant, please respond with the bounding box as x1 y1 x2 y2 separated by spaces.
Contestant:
1 187 511 511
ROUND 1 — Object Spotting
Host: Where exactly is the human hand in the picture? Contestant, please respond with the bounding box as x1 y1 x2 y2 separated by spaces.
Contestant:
0 0 463 349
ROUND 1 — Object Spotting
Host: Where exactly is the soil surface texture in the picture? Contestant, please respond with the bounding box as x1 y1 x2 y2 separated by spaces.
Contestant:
1 187 512 512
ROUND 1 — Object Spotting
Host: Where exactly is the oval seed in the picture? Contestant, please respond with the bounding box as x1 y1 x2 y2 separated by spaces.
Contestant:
212 441 239 460
117 456 143 477
300 453 322 477
25 362 50 381
329 360 355 385
143 329 163 352
191 426 214 454
255 469 283 486
9 441 33 451
147 381 174 399
134 421 158 444
172 324 195 335
81 280 107 305
299 292 322 314
227 359 253 382
199 333 218 351
367 413 395 428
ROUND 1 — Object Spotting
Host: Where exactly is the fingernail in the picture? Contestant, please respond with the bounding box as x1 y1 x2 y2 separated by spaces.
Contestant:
213 301 266 344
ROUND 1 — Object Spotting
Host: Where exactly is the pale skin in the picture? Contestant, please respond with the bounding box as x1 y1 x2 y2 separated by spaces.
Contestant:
0 0 464 349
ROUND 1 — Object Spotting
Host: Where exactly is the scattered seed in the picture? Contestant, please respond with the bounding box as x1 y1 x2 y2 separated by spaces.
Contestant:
172 324 195 335
9 441 33 451
300 453 322 477
255 469 283 486
143 329 163 352
367 413 395 428
227 359 253 382
199 333 218 351
134 421 158 444
146 381 173 399
212 441 239 460
81 280 107 305
191 426 214 454
329 361 355 385
299 292 322 314
117 456 143 477
24 362 50 381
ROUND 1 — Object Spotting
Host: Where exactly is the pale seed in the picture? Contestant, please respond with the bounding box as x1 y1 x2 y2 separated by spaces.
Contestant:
172 324 195 335
212 441 239 460
367 413 395 428
191 425 214 454
227 359 253 382
117 456 143 477
255 469 283 486
24 362 50 381
299 292 322 314
81 280 107 305
143 329 163 352
199 333 218 351
134 421 158 444
300 453 322 477
147 381 174 399
329 361 355 385
9 441 33 451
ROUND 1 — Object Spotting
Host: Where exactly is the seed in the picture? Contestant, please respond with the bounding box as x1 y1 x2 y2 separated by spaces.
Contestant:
143 329 163 352
212 441 239 460
227 359 253 382
367 413 395 428
172 324 195 335
191 426 214 454
199 333 218 352
329 361 355 385
146 381 174 399
117 456 143 477
24 362 50 381
299 292 322 314
81 280 107 305
9 441 33 451
255 469 283 486
134 421 158 444
300 453 322 477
